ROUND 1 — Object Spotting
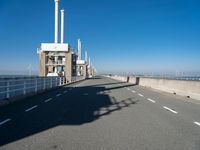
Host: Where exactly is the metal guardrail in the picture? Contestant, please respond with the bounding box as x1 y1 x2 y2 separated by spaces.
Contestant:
71 76 86 82
0 77 65 101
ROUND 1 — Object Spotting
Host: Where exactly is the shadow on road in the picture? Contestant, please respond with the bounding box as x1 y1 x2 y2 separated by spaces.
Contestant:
0 77 139 146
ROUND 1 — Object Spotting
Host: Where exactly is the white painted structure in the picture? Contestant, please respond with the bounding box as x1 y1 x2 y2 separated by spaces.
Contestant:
77 60 85 65
78 39 82 60
37 0 96 78
89 57 91 67
61 9 65 44
54 0 59 43
39 43 69 52
85 51 88 62
76 39 87 76
76 39 86 65
38 0 70 77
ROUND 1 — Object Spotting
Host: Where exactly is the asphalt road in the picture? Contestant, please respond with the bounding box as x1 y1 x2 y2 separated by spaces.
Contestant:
0 76 200 150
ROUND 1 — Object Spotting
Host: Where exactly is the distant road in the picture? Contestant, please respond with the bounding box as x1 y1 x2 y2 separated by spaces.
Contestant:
0 76 200 150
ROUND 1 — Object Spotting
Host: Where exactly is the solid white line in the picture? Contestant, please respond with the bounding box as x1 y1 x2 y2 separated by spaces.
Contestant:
138 93 144 97
131 90 136 93
0 118 11 126
194 122 200 126
44 98 53 103
163 106 178 114
25 105 38 112
147 98 156 103
56 94 62 97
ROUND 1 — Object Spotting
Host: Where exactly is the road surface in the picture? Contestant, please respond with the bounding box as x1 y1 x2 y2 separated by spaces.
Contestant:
0 76 200 150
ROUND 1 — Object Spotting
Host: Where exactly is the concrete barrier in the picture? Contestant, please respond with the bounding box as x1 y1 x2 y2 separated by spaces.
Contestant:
109 75 128 82
109 76 200 101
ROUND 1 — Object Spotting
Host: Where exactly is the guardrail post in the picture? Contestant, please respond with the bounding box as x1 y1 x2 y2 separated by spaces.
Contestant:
62 77 64 85
35 79 38 92
43 78 46 90
55 78 57 86
6 81 10 99
59 77 62 86
51 78 53 88
23 81 26 95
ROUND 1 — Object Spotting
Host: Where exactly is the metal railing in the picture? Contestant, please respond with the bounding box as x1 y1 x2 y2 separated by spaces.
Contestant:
71 76 86 82
0 77 65 101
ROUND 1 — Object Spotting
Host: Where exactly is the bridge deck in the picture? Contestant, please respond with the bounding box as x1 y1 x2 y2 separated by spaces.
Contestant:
0 76 200 150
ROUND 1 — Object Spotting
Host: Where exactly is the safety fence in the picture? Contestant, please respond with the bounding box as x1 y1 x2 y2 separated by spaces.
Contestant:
0 77 65 101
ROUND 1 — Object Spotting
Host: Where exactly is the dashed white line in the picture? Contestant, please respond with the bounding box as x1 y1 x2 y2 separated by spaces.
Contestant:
44 98 53 103
56 94 62 97
163 106 178 114
194 122 200 127
131 90 136 93
127 88 131 91
147 98 156 103
25 105 38 112
138 93 144 97
63 90 68 94
0 118 11 126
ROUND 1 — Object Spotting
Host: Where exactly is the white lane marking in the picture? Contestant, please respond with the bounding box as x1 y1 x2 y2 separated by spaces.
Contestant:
131 90 136 93
84 93 88 96
44 98 53 103
25 105 38 112
138 93 144 97
147 98 156 103
56 94 62 97
127 88 131 91
0 118 11 126
194 122 200 126
163 106 178 114
64 90 68 94
69 88 72 90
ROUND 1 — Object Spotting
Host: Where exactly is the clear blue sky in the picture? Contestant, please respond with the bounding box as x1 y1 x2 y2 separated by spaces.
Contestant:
0 0 200 75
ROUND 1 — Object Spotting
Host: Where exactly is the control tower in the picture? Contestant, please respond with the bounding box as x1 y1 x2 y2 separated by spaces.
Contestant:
37 0 76 83
76 39 87 77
